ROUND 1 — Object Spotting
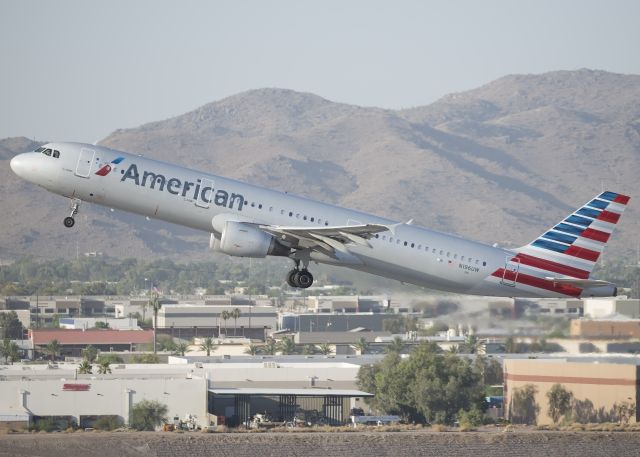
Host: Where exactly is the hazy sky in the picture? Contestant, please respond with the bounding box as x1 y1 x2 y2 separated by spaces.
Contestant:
1 0 639 142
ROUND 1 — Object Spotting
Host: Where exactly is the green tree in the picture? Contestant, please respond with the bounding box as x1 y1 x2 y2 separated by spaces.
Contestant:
317 343 333 355
97 360 112 374
45 339 61 361
278 336 297 355
244 343 260 355
510 384 539 425
199 337 217 356
264 338 277 355
94 321 110 329
78 360 93 374
357 342 486 424
231 308 241 336
82 345 98 363
173 341 190 356
301 344 316 355
385 336 405 354
505 336 519 353
354 337 369 355
0 338 20 364
0 311 25 339
130 400 168 431
96 353 124 364
132 354 160 364
546 384 573 424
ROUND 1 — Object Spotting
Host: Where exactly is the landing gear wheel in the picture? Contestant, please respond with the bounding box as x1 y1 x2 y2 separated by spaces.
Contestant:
286 269 298 288
63 217 75 228
295 270 314 289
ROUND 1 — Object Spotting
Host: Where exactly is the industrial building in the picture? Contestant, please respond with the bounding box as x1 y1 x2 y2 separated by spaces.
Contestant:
29 329 154 358
0 356 375 430
504 358 640 425
570 318 640 339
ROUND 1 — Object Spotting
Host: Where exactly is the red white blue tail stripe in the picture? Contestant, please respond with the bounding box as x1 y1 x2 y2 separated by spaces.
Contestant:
490 191 630 297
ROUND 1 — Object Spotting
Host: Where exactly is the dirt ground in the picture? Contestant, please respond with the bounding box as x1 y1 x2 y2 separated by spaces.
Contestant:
1 429 639 457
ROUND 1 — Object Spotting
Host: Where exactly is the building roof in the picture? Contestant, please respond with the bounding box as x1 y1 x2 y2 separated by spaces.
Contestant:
29 329 153 345
209 387 372 397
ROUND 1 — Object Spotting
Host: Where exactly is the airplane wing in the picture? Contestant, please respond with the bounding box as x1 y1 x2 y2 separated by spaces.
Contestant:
258 223 389 254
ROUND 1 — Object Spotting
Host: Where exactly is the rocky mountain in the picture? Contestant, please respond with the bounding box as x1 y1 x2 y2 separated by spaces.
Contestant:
1 69 638 263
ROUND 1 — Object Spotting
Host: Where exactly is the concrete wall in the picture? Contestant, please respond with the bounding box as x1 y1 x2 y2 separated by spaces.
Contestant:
0 377 209 428
504 359 638 425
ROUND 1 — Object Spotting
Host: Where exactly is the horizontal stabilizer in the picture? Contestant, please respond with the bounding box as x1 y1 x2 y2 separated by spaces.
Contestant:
544 277 614 287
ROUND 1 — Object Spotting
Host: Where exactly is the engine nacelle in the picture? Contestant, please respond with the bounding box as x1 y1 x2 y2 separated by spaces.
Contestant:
216 221 288 258
581 284 618 298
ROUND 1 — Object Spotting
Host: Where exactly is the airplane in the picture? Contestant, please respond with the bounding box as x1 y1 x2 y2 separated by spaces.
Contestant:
9 142 630 298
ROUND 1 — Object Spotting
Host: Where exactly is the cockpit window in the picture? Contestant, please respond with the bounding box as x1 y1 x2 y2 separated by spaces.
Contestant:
53 150 60 158
43 149 52 156
35 147 45 152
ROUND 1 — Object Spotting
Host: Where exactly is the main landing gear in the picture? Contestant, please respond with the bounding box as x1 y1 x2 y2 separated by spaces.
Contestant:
286 259 314 289
63 199 81 228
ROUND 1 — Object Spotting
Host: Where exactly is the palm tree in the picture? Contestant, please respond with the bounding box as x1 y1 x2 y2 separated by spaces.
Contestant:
244 344 260 355
45 339 61 361
278 336 297 355
78 360 93 374
97 360 111 374
173 341 191 356
264 338 277 355
199 337 217 356
354 337 369 355
385 336 405 354
220 310 231 337
149 291 163 354
318 343 333 355
231 308 241 336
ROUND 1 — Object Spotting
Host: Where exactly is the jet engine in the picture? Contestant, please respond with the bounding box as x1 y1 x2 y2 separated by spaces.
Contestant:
214 221 289 258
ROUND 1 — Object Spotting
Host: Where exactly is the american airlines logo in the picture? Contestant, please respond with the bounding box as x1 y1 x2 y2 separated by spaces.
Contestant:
95 157 125 176
120 163 245 211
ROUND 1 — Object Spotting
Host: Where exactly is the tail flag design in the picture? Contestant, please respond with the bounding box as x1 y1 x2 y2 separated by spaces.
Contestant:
489 191 630 298
516 191 630 278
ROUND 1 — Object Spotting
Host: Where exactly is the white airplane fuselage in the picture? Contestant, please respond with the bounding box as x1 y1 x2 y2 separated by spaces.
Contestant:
10 142 626 298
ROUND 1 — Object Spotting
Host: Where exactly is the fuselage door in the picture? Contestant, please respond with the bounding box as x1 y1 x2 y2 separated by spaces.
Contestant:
195 177 214 208
501 256 520 287
75 148 95 178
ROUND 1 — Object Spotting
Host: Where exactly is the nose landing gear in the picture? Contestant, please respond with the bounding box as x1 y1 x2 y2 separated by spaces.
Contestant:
63 199 81 228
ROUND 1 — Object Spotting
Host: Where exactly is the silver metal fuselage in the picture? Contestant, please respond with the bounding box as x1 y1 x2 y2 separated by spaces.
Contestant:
9 142 592 298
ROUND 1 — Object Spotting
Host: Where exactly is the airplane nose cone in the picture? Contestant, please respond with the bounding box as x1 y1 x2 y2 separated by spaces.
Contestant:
10 154 24 177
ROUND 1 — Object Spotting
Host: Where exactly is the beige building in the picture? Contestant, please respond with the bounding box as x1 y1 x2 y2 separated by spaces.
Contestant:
570 319 640 339
504 359 639 425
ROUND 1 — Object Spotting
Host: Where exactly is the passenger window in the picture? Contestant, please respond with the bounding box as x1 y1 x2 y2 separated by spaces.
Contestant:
482 261 486 266
325 222 329 226
389 237 393 242
280 209 284 215
289 212 293 217
310 217 314 222
417 244 421 249
258 204 263 209
251 202 255 207
446 252 450 257
404 241 408 246
382 235 386 240
397 239 401 244
296 213 300 219
318 218 322 224
411 243 415 248
53 150 60 158
432 248 436 254
475 260 479 265
461 256 465 261
453 254 457 259
439 250 443 255
303 216 307 221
